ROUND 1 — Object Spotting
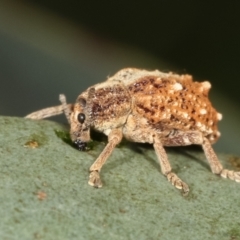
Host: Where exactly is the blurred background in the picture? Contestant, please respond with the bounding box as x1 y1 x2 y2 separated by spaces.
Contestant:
0 0 240 154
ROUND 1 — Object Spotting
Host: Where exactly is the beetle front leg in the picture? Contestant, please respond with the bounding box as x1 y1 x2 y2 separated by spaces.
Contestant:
153 136 189 195
88 128 123 188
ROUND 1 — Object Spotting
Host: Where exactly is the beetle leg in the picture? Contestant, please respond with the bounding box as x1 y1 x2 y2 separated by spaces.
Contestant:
153 136 189 195
202 137 240 183
88 128 123 188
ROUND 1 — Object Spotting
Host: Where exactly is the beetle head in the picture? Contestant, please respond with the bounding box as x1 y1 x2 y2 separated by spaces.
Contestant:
70 93 91 151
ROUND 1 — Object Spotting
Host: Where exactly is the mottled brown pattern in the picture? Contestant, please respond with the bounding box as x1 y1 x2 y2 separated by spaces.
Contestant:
89 84 131 126
127 74 219 143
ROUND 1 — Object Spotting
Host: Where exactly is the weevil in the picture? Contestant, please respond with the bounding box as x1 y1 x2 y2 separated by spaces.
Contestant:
26 68 240 194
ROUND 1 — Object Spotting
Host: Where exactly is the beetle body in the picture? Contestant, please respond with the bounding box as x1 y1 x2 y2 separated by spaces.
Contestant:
26 68 240 194
71 68 221 148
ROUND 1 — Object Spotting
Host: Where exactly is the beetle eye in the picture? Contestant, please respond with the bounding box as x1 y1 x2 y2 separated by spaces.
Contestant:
77 113 85 124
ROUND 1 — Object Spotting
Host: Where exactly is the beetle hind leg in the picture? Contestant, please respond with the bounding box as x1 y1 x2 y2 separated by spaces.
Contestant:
162 131 240 184
202 137 240 183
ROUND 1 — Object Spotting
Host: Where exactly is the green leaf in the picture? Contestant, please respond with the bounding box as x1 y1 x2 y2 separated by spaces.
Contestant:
0 116 240 240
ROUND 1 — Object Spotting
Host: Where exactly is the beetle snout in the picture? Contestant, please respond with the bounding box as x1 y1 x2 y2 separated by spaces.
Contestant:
74 139 87 151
